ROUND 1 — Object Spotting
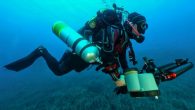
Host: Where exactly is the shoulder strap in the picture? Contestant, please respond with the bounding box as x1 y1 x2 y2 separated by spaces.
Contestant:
124 32 137 65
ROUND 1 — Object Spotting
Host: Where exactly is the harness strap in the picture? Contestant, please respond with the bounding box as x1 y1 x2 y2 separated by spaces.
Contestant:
129 40 137 65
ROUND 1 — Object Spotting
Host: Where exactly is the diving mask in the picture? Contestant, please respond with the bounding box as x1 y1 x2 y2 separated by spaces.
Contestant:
126 20 145 43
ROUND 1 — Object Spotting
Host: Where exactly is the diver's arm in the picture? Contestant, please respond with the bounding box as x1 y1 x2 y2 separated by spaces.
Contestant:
77 9 121 40
112 44 129 87
77 10 106 40
104 67 125 87
101 61 121 81
96 9 122 27
109 70 120 81
118 44 129 72
77 23 93 40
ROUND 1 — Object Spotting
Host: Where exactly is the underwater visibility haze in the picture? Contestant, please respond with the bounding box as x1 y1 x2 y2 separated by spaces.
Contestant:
0 0 195 110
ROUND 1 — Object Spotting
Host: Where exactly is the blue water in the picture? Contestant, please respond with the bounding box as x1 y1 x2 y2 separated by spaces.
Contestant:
0 0 195 110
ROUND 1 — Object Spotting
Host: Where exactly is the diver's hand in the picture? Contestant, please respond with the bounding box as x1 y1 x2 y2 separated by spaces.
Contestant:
130 58 138 65
114 77 128 95
115 80 126 87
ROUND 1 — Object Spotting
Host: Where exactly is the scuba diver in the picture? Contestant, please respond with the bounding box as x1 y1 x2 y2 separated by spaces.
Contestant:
4 4 194 97
4 4 148 87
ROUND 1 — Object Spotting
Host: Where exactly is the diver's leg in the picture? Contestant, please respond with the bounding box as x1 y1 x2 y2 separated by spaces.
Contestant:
50 51 74 76
29 47 73 76
4 46 72 75
59 51 90 73
70 53 90 72
4 46 45 71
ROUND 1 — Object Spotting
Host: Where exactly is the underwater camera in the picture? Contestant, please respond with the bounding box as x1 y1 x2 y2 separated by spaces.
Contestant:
119 57 193 99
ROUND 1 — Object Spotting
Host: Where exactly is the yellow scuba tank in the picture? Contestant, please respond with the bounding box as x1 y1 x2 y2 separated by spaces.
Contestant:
52 21 101 64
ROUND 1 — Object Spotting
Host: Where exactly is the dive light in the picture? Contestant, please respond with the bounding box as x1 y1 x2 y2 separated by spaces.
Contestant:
124 68 160 97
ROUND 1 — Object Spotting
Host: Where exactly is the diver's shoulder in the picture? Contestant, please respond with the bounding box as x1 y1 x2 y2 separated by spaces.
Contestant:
97 9 116 16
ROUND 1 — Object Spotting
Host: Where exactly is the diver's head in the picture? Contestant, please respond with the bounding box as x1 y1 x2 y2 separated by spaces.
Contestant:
124 12 148 43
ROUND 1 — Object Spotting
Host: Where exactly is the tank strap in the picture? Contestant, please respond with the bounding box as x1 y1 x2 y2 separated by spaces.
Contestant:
72 38 86 52
79 43 96 56
101 26 117 53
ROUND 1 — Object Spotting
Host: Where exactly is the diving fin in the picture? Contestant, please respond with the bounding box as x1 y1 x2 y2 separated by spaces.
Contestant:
4 57 35 72
4 46 45 72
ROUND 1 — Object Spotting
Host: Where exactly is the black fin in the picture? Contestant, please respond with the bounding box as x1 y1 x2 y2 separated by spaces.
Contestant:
4 47 44 72
4 57 35 72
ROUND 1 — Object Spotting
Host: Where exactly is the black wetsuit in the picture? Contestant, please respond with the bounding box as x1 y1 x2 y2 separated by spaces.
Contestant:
5 9 131 81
